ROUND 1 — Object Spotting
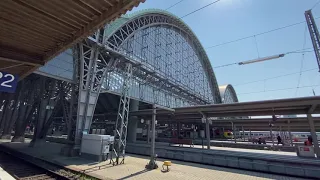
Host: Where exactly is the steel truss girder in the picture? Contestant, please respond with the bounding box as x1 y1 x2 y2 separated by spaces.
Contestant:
88 36 208 105
104 47 208 105
109 29 208 103
75 31 115 145
104 12 221 103
305 10 320 72
111 63 132 165
90 35 209 105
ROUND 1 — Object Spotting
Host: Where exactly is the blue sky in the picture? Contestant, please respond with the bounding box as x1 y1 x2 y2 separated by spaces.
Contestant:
129 0 320 102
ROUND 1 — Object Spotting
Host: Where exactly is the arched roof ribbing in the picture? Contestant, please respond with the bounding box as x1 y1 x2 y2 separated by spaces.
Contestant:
219 84 238 103
104 9 222 104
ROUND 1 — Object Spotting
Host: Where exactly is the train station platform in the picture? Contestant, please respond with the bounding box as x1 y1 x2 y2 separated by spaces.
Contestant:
150 137 296 152
0 139 306 180
126 141 320 179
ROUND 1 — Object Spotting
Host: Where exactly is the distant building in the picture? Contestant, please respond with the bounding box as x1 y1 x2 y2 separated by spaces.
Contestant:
219 84 238 104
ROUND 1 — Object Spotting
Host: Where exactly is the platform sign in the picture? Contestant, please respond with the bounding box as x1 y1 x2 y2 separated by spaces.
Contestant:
0 71 18 93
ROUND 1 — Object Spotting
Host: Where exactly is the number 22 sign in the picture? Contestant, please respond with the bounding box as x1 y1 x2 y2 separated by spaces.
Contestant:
0 71 18 93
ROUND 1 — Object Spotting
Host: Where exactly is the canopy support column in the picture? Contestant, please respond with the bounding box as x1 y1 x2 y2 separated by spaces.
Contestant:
307 104 319 158
287 120 293 146
205 116 210 149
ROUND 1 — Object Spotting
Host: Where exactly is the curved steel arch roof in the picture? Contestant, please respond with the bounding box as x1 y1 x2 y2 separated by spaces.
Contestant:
219 84 239 103
104 9 222 103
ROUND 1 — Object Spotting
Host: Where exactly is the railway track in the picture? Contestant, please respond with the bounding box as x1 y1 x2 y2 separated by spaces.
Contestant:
0 151 70 180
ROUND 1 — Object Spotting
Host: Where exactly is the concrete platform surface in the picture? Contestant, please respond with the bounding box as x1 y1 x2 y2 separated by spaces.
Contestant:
136 141 319 163
126 142 320 178
0 139 305 180
190 144 296 156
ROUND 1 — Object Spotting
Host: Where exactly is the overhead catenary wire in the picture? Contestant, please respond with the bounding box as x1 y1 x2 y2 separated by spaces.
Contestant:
138 0 223 37
238 84 320 95
234 68 318 86
180 0 221 19
165 0 319 49
205 17 320 49
166 0 187 10
286 49 315 54
213 62 238 69
253 35 260 58
294 24 308 97
311 0 320 9
212 47 314 69
158 2 320 99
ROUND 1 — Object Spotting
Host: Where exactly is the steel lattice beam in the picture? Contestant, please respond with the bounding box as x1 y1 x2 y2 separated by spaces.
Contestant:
111 63 132 165
94 42 209 105
305 10 320 72
75 31 115 147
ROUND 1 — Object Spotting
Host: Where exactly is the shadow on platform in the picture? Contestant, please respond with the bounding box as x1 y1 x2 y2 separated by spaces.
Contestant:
122 153 298 179
0 139 307 180
118 169 150 180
